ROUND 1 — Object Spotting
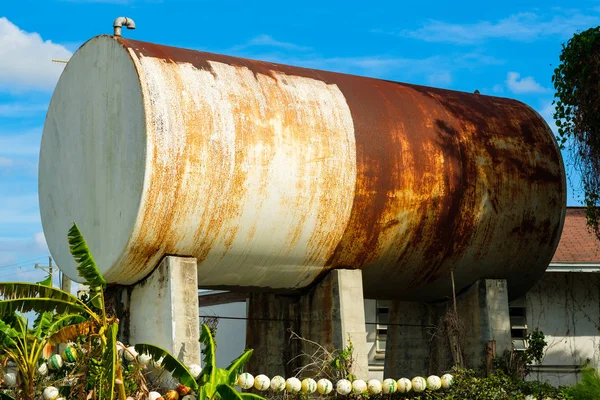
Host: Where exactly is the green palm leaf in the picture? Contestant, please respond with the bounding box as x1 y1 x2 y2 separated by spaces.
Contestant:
36 274 52 287
225 349 253 385
0 393 15 400
32 311 53 338
134 343 199 391
67 223 107 289
48 313 87 334
216 384 265 400
0 319 18 348
0 283 80 303
103 323 118 400
0 298 86 317
216 384 244 400
198 324 217 385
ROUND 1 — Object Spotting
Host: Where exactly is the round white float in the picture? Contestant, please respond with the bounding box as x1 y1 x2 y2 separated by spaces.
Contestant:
237 373 254 389
270 375 286 392
367 379 382 394
336 379 352 395
397 377 412 393
441 373 453 389
286 377 301 393
301 378 317 393
317 379 333 395
411 376 427 392
382 378 397 394
254 375 270 391
427 375 441 390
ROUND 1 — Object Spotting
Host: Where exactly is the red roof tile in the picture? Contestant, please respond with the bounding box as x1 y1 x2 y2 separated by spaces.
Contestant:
552 207 600 263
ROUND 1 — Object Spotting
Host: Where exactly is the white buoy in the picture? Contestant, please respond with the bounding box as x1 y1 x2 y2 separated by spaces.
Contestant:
317 378 333 395
336 379 352 395
38 363 48 376
237 373 255 389
124 346 137 362
43 386 60 400
286 377 301 393
301 378 317 393
367 379 382 394
411 376 427 393
397 377 412 393
254 375 270 391
270 375 286 392
427 375 441 390
48 354 63 370
352 379 367 394
148 392 162 400
382 378 397 394
441 373 453 389
3 372 17 387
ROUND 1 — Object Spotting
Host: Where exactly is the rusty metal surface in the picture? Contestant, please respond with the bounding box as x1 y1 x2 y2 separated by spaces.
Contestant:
41 35 566 301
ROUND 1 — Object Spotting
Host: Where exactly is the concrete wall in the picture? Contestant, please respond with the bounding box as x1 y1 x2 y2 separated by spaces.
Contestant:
526 272 600 386
199 300 248 368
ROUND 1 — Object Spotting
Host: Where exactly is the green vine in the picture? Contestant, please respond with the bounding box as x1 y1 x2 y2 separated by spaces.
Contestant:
552 26 600 240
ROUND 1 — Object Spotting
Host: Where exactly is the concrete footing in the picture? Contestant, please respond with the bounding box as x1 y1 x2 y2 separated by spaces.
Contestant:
384 279 512 377
106 256 201 366
246 269 369 379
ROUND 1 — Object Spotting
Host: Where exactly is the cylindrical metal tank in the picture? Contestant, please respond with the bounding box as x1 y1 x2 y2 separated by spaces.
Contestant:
39 35 566 300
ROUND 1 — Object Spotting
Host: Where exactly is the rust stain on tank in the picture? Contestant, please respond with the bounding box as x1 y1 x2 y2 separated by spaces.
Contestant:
89 36 565 301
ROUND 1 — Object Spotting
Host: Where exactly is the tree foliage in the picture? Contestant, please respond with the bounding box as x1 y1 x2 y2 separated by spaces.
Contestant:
553 26 600 240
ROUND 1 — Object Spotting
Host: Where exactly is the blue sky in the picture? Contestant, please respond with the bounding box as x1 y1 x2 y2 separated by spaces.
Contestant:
0 0 594 282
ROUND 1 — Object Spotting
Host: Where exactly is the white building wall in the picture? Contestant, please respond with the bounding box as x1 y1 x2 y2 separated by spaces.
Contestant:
526 272 600 386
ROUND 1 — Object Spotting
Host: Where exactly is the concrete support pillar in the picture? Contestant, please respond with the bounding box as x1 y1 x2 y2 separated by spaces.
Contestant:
245 292 297 377
246 269 369 379
384 279 512 377
384 302 436 378
108 256 201 366
457 279 512 368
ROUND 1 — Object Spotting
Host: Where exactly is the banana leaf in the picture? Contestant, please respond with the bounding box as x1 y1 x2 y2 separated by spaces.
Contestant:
134 343 199 391
67 223 107 289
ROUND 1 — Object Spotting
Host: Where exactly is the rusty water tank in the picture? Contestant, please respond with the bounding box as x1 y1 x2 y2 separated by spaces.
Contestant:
39 35 566 301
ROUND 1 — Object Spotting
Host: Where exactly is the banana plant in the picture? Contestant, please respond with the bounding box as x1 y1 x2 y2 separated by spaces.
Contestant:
0 223 125 400
135 324 264 400
0 275 86 400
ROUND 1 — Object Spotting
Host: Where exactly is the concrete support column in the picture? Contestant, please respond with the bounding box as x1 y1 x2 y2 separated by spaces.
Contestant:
246 292 297 377
457 279 512 368
109 256 201 366
246 269 368 379
384 302 436 378
384 279 512 377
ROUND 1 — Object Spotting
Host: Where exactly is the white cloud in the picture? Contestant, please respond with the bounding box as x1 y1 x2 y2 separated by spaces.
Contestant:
505 72 548 94
0 17 71 92
247 35 311 52
0 129 41 156
396 10 599 44
34 231 48 252
492 84 505 93
427 71 453 86
0 195 40 224
229 51 501 84
539 101 558 134
0 102 48 117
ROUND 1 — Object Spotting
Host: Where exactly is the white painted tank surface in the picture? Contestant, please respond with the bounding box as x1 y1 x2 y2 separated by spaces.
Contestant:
39 35 565 300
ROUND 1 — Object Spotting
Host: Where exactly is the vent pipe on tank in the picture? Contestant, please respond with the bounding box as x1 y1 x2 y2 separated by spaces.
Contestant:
113 17 136 37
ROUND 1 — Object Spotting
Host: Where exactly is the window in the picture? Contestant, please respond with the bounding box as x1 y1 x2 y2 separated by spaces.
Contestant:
376 300 390 353
509 297 528 351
